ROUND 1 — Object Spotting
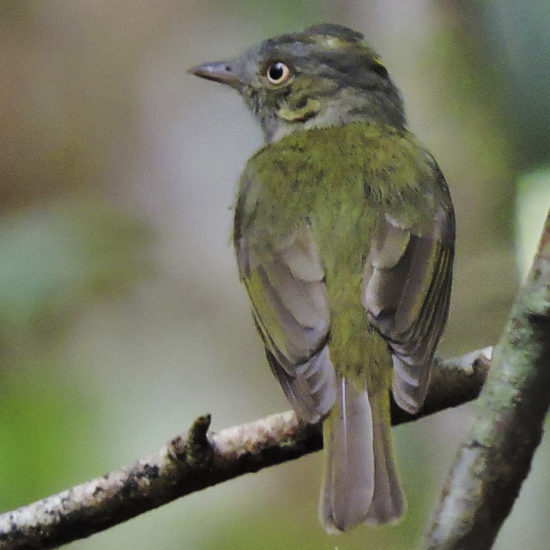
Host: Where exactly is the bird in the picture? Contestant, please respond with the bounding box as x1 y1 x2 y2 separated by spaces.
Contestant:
190 23 455 532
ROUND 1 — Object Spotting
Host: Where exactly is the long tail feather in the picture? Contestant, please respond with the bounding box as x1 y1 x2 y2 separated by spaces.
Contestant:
319 377 404 532
366 394 406 523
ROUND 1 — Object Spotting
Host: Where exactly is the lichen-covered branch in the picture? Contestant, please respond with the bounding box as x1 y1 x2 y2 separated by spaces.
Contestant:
0 348 490 550
424 212 550 550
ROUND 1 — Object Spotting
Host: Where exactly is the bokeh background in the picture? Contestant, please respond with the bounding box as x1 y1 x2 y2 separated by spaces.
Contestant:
1 1 550 549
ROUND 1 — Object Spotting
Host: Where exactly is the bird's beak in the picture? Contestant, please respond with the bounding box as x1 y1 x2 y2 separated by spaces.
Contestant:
188 61 242 89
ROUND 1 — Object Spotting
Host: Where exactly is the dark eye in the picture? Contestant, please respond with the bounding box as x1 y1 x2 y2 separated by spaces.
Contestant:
266 61 291 85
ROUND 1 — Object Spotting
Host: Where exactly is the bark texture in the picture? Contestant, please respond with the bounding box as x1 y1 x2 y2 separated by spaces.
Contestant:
424 212 550 549
0 349 490 549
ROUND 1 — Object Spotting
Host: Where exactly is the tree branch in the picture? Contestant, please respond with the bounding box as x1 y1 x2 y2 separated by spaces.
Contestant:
0 348 490 550
423 211 550 550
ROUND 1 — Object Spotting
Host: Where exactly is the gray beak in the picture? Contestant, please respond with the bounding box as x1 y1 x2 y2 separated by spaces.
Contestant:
188 61 242 88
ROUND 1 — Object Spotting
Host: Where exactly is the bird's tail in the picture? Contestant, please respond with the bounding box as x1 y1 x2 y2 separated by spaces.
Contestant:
319 377 405 532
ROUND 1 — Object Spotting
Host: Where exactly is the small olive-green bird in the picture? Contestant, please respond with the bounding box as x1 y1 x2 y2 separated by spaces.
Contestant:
191 24 454 532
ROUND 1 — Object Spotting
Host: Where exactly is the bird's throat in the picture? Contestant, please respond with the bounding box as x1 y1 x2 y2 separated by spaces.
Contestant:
277 98 321 122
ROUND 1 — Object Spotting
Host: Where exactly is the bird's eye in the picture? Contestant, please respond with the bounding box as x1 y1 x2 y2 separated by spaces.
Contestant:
266 61 291 85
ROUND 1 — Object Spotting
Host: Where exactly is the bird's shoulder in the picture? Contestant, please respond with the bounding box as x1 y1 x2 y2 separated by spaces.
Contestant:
237 122 452 231
242 122 439 189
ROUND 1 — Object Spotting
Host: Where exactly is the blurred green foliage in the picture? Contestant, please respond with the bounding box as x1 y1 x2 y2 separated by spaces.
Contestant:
516 168 550 279
0 198 152 511
0 201 151 338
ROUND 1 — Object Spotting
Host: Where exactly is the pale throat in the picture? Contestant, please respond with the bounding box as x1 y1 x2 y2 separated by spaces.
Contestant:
264 87 380 143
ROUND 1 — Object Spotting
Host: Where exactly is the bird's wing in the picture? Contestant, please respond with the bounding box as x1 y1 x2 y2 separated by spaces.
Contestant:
361 167 455 414
236 224 337 423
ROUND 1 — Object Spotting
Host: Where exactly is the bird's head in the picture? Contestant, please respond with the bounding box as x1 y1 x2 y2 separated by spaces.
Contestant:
190 24 406 142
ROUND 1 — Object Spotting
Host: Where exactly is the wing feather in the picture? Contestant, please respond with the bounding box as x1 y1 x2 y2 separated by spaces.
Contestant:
238 226 337 422
362 201 454 414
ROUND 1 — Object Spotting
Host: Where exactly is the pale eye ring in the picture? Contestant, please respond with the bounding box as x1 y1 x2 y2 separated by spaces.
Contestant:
266 61 291 85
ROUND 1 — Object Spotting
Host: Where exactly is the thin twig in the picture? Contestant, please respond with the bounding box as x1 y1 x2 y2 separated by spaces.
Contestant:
0 348 491 550
423 211 550 550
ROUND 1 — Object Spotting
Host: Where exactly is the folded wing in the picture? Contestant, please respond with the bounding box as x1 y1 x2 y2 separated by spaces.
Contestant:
237 226 337 423
362 202 454 414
